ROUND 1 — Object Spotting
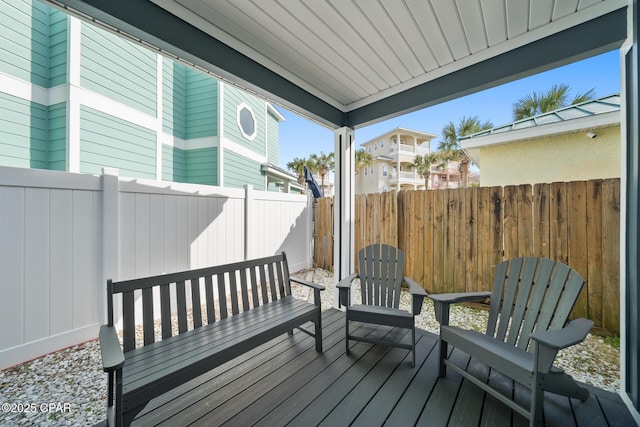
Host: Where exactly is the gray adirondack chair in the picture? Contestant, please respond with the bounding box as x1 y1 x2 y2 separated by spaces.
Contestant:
337 244 427 367
429 257 593 427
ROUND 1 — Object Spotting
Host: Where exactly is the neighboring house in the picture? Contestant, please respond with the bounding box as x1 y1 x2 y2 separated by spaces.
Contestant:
356 127 461 194
460 94 621 187
0 0 302 193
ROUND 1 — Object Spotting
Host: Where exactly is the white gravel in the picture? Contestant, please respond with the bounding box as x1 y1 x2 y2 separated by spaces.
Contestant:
0 268 620 426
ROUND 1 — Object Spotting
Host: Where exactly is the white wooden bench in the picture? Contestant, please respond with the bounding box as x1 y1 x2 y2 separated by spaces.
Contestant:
99 253 323 426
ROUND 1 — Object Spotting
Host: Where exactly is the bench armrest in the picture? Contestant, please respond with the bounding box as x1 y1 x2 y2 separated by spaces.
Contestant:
428 291 492 325
531 318 593 373
290 276 325 308
99 325 125 372
290 276 325 291
405 277 427 315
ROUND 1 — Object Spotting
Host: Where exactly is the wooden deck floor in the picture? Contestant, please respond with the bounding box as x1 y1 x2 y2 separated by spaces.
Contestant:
132 308 633 426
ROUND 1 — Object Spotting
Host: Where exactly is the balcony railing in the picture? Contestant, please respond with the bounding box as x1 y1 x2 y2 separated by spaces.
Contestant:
389 144 429 157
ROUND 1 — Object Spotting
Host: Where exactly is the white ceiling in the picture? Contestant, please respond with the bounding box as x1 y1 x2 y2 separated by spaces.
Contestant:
48 0 628 128
151 0 626 112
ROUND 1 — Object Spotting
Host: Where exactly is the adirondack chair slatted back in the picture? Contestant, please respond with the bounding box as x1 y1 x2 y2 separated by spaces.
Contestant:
485 257 586 352
108 253 293 352
358 244 404 308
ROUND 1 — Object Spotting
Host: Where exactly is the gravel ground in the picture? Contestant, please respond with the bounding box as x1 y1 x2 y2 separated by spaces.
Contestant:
0 268 620 426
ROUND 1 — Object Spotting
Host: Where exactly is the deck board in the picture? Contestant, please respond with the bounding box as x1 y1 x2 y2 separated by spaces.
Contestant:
130 308 633 427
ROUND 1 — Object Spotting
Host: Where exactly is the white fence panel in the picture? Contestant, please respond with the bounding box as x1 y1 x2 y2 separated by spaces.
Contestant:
0 167 312 369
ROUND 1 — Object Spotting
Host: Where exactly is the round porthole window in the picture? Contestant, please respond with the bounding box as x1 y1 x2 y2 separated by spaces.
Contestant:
237 103 257 141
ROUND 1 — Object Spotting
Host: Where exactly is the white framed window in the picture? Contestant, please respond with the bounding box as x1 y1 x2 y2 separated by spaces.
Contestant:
380 139 385 148
382 164 388 176
374 143 378 151
370 166 374 174
237 102 257 141
364 168 368 176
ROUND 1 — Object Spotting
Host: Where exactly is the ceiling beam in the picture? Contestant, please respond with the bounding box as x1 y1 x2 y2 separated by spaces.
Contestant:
346 8 628 129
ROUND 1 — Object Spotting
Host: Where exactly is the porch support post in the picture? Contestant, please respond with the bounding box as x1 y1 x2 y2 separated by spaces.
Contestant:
333 126 355 307
623 0 640 421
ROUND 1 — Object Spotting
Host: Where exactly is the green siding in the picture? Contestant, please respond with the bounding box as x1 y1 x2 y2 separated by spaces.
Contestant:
0 92 48 169
185 147 217 185
223 85 265 156
267 109 280 165
223 149 264 190
162 144 186 182
48 102 67 171
80 23 156 116
48 9 67 87
185 68 217 139
162 59 186 139
80 106 156 178
0 0 50 87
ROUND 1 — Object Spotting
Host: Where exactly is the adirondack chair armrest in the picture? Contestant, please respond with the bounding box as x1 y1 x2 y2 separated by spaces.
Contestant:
99 325 125 372
290 277 325 307
404 277 427 315
531 318 594 373
428 291 492 324
336 273 359 307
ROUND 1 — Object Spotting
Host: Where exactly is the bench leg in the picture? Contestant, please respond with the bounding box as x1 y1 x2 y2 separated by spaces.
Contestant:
438 337 447 377
315 312 323 352
411 326 416 368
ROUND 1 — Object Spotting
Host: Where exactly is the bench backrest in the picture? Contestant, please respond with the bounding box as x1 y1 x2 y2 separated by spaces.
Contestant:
107 252 292 352
357 244 404 309
486 257 585 352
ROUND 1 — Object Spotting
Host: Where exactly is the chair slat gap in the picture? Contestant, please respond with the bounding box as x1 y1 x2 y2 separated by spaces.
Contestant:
191 278 202 328
536 263 571 331
259 264 270 303
359 248 367 304
518 258 555 349
281 254 292 295
205 276 216 323
250 267 260 307
122 291 136 352
142 287 155 346
496 258 524 340
160 284 172 339
229 270 239 315
276 260 286 297
393 250 405 308
268 263 278 301
239 269 250 311
373 244 381 305
217 273 228 319
176 280 188 333
381 244 390 307
506 257 538 346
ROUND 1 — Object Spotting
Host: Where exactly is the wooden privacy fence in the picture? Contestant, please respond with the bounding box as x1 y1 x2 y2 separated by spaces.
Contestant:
313 179 620 333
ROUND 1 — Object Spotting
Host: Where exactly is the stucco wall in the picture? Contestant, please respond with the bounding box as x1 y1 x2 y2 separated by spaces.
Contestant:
479 125 620 186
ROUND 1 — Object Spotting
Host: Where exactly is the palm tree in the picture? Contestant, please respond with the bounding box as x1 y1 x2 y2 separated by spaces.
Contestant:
286 157 311 185
409 152 441 189
355 148 372 175
309 151 334 196
512 83 596 120
439 116 493 188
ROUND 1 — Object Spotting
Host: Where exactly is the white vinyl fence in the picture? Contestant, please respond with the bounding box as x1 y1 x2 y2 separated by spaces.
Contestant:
0 166 312 369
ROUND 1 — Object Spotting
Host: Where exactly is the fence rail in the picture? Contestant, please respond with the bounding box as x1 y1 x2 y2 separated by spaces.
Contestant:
314 179 620 333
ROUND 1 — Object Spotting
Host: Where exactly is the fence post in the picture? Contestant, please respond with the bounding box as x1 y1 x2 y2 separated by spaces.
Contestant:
102 168 119 324
244 184 254 260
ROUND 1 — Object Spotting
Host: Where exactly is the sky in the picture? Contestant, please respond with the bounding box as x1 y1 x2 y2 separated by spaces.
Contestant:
274 50 621 171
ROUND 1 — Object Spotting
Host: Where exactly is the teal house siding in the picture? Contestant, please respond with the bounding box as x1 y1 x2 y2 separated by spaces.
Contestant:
79 106 155 178
80 24 156 116
223 149 264 190
162 59 186 139
223 85 265 155
48 9 68 87
162 144 186 182
267 110 279 165
186 147 217 185
185 68 218 139
48 102 67 171
0 92 48 169
0 0 50 87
